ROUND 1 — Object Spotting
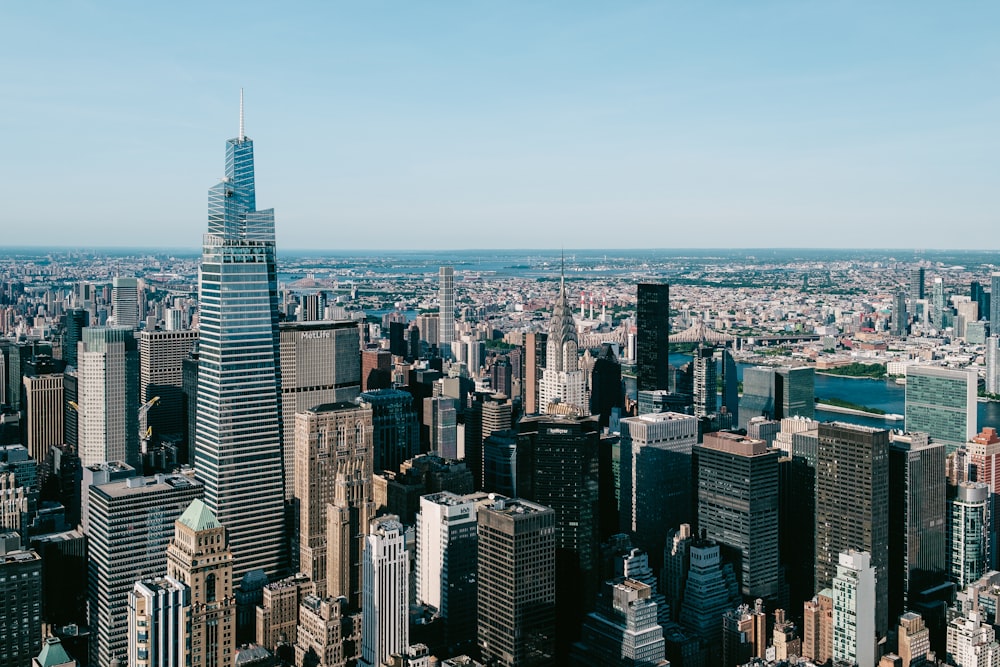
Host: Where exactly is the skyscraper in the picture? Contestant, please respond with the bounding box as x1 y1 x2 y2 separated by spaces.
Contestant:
359 389 419 474
887 431 946 625
295 402 373 598
138 329 198 450
523 332 547 415
905 365 977 454
992 272 1000 336
832 550 877 667
127 576 190 667
949 482 990 588
77 327 139 468
194 93 286 584
893 290 908 337
538 270 588 415
695 431 782 605
987 336 1000 396
692 344 717 417
111 277 140 330
165 499 236 667
816 423 889 639
439 267 455 349
636 283 670 392
23 373 64 464
361 515 409 667
910 266 925 302
279 321 362 499
0 534 42 667
931 276 947 328
477 496 556 667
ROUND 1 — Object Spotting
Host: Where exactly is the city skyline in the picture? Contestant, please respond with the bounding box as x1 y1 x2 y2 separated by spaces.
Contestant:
4 3 999 250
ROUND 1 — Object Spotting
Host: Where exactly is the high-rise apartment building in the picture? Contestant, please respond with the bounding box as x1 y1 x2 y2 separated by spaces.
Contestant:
111 277 140 330
538 274 588 415
832 550 877 667
361 516 409 667
194 95 286 584
139 329 198 448
931 277 947 328
888 431 946 623
910 266 925 302
0 534 41 667
477 497 556 667
127 576 190 667
898 612 931 667
86 472 202 667
23 373 63 463
279 321 362 499
695 431 782 605
946 602 1000 667
619 412 698 569
78 327 139 468
816 422 889 638
636 283 670 392
415 492 482 656
802 590 833 665
987 337 1000 396
967 427 1000 568
439 267 455 349
294 595 362 667
992 272 1000 337
905 365 977 454
166 499 236 667
949 482 991 588
893 290 908 337
295 402 373 597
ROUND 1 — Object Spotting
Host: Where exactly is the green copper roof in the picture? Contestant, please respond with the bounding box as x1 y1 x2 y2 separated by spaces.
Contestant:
177 498 220 532
37 637 74 667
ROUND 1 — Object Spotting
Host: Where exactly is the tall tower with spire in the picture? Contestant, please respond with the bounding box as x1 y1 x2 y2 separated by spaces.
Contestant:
194 91 286 585
538 259 589 414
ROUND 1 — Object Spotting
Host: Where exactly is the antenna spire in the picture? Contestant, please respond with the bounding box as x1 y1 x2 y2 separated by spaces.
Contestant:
560 248 565 291
239 88 245 141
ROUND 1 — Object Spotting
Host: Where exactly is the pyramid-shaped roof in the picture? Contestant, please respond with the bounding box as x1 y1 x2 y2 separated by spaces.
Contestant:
36 637 74 667
177 498 221 532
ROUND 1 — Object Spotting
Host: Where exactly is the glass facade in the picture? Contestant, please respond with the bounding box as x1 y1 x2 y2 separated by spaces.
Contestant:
195 125 286 584
905 366 977 454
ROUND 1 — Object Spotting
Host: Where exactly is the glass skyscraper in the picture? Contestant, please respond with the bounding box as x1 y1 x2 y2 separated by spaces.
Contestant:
194 96 286 583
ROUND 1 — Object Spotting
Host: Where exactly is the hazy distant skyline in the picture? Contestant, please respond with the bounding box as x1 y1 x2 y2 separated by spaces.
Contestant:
4 2 998 250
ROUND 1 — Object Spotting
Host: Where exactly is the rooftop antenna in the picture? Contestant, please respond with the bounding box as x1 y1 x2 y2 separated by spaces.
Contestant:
560 248 565 292
239 88 245 141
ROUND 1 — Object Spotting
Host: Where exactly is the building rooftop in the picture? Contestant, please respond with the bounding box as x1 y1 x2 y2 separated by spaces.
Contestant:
306 401 364 414
177 498 220 532
36 637 75 667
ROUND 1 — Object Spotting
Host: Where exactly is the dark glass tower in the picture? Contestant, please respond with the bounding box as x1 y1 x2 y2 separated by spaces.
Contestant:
194 92 286 584
636 283 670 392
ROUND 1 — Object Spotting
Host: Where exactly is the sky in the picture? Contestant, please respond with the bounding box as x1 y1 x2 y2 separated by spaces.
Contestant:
2 2 998 251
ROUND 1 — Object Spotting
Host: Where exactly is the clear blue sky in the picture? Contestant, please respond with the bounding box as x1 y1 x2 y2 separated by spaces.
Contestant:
2 2 998 250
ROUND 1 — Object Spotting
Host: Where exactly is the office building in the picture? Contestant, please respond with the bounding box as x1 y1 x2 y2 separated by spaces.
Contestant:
464 392 512 489
23 373 63 463
166 498 236 667
423 396 458 459
415 492 483 656
893 290 908 337
279 321 362 499
523 332 547 414
477 497 556 667
439 266 455 349
636 283 670 392
361 516 409 667
897 612 930 667
905 365 977 454
570 579 666 666
949 482 990 588
294 595 362 667
87 472 202 667
373 454 474 525
888 432 946 623
127 576 191 667
519 414 601 655
720 346 739 424
910 266 925 302
295 402 373 598
361 346 392 392
111 277 140 330
77 326 139 468
619 412 698 569
967 427 1000 568
695 431 782 604
832 550 877 667
63 308 89 369
0 534 42 667
538 272 588 415
692 344 717 417
139 329 198 450
589 343 624 430
987 337 1000 396
992 272 1000 338
415 313 440 350
932 277 947 328
816 422 889 638
359 389 419 474
739 365 815 430
254 572 313 653
194 96 286 584
676 538 742 659
721 600 768 666
33 637 78 667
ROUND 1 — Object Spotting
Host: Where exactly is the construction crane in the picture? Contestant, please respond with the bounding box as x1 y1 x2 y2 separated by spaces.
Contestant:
139 396 160 455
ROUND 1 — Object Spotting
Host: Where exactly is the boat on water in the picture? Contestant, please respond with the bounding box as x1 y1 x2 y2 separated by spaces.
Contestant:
894 377 906 385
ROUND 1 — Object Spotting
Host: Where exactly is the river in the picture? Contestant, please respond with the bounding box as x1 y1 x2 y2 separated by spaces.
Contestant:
621 353 1000 432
